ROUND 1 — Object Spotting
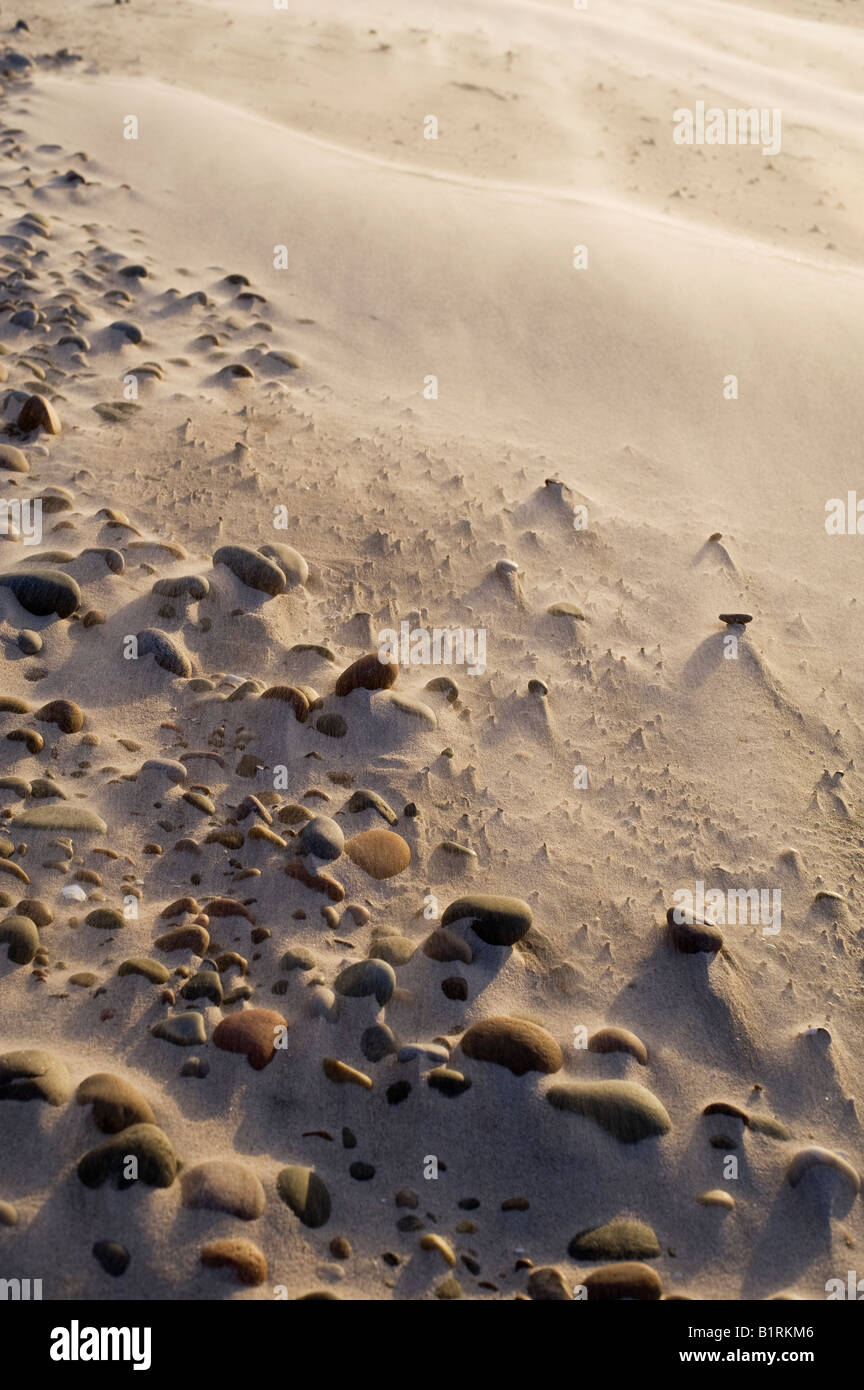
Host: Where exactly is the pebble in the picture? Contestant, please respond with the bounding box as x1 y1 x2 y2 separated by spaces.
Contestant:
372 935 416 966
588 1026 648 1065
344 828 411 879
0 443 29 474
259 542 308 586
92 1242 130 1277
0 1048 71 1104
422 928 473 963
212 1008 286 1070
118 957 171 984
316 713 347 738
17 393 61 434
0 1202 18 1227
698 1190 735 1209
335 652 398 696
11 803 106 832
213 544 285 596
584 1262 662 1300
419 1233 456 1267
666 906 723 954
17 629 41 654
460 1017 563 1076
298 815 344 861
259 685 309 722
276 1165 331 1228
546 1080 672 1143
346 788 397 824
181 1160 266 1220
322 1058 373 1090
151 1013 207 1046
76 1073 156 1132
427 1066 472 1097
361 1023 398 1062
526 1266 573 1300
0 913 39 964
568 1218 660 1260
136 628 191 677
785 1146 860 1198
200 1238 267 1286
334 958 396 1005
155 924 210 954
441 895 532 947
85 907 125 931
0 568 80 618
77 1123 178 1189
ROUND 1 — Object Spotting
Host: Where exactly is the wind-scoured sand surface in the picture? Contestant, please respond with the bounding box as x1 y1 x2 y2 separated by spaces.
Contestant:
0 0 862 1302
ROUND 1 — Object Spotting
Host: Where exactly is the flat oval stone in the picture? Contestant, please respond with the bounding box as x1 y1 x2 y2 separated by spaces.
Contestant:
547 1081 672 1143
77 1123 178 1189
76 1072 155 1133
335 652 397 697
92 1241 130 1277
155 924 210 954
441 895 532 947
212 1008 286 1070
0 569 80 618
568 1218 660 1261
344 828 410 879
10 803 106 832
460 1017 563 1077
298 815 344 862
322 1058 372 1089
259 685 309 722
118 957 170 984
85 908 125 931
0 1048 71 1104
588 1026 648 1065
181 1159 266 1220
276 1165 331 1228
584 1262 662 1300
213 545 285 596
0 912 39 964
372 935 416 966
346 788 398 824
137 628 191 677
334 958 396 1006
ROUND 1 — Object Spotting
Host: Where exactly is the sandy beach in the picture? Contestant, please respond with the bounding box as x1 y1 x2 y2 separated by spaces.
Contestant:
0 0 863 1305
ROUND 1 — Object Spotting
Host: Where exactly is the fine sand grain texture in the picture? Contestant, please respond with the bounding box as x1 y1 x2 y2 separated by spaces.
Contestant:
0 0 862 1304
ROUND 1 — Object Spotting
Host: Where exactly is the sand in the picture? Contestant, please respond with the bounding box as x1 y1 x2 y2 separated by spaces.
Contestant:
0 0 862 1302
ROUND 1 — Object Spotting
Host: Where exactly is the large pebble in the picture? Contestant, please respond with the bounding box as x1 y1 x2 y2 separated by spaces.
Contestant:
335 652 397 696
137 628 191 677
77 1123 178 1189
0 1048 71 1104
213 545 285 596
181 1160 266 1220
298 815 344 862
334 958 396 1006
547 1081 671 1143
344 828 411 879
0 569 80 618
212 1008 286 1070
76 1073 155 1133
259 542 308 586
0 912 39 964
584 1262 662 1300
10 803 106 832
460 1016 562 1077
200 1238 267 1285
151 1013 207 1046
666 907 723 954
441 895 532 947
568 1218 660 1260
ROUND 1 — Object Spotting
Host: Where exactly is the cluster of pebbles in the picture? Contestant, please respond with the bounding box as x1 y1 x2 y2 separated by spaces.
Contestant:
0 50 860 1303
